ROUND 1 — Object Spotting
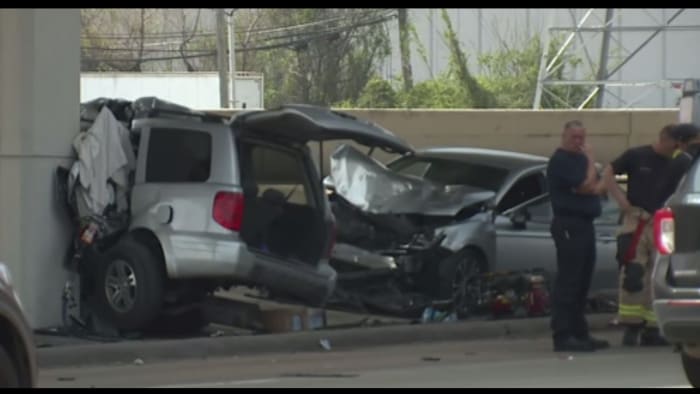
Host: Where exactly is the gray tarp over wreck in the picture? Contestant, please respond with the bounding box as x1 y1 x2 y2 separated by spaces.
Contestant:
329 144 495 216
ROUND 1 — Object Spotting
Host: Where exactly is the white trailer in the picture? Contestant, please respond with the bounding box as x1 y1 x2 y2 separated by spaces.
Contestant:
80 71 264 110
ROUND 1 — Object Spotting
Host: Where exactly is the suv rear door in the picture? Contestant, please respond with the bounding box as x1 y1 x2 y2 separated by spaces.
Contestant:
231 104 414 155
230 106 413 304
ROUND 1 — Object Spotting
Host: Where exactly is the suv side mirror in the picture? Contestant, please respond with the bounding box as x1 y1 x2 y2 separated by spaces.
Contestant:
510 208 530 229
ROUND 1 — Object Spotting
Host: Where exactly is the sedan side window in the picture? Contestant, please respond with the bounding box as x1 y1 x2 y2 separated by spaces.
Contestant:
498 172 547 213
528 198 553 223
595 196 622 226
395 160 431 178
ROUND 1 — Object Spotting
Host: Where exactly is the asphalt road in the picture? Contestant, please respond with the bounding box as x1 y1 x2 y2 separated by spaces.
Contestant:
39 330 690 388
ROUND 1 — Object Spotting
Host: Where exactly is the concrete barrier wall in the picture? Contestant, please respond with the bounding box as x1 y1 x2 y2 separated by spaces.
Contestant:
207 108 680 172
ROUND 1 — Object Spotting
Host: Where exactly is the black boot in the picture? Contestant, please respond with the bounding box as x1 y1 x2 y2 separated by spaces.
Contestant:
640 327 670 346
622 324 643 346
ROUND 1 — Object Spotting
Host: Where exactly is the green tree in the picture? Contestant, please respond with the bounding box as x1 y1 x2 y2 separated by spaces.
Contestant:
477 34 592 109
398 74 468 108
440 9 497 109
81 9 215 72
244 9 391 108
355 78 399 108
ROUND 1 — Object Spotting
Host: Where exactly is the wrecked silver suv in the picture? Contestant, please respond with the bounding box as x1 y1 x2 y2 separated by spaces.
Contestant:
58 98 408 332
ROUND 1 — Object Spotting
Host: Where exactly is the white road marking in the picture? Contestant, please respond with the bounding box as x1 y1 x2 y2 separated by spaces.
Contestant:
152 378 279 388
646 385 691 388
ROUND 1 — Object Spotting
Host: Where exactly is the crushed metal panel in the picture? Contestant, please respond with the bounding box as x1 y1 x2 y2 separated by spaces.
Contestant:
329 144 495 215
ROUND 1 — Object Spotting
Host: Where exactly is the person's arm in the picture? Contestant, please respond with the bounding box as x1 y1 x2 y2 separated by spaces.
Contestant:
602 164 629 210
549 150 596 195
603 149 633 210
575 146 602 195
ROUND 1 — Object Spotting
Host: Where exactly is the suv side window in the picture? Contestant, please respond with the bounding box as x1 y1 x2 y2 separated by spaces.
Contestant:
146 128 212 183
251 145 313 207
498 172 547 213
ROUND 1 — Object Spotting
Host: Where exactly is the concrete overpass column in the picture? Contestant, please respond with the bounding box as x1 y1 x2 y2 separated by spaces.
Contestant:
0 9 80 328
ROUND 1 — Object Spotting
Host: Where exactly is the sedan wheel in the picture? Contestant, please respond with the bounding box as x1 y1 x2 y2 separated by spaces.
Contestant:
438 249 487 319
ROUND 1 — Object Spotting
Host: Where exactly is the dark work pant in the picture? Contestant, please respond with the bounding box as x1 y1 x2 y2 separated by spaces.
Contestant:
550 215 596 342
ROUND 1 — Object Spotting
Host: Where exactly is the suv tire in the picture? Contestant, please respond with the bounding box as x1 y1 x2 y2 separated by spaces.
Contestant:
91 237 165 331
0 345 19 387
683 350 700 388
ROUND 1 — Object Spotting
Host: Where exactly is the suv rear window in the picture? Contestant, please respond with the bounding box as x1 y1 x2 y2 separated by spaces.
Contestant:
146 128 212 183
251 146 312 206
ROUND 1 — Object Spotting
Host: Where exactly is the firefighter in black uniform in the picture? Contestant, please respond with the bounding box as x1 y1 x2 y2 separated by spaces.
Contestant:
546 120 609 352
602 125 679 346
654 123 700 206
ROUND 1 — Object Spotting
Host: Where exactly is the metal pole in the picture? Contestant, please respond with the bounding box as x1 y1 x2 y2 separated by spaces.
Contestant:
429 9 435 76
546 9 594 74
533 12 554 109
661 9 668 107
594 9 615 108
525 9 531 38
227 9 236 109
477 9 483 74
605 9 684 79
215 9 229 108
549 24 700 33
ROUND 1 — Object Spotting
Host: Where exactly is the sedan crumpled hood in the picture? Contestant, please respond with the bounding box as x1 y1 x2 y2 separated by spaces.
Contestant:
329 144 495 216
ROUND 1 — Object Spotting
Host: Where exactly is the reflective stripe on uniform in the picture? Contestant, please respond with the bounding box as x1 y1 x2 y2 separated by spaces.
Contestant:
618 303 657 323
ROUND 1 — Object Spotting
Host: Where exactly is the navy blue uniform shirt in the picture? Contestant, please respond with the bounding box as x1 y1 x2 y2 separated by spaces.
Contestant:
547 148 602 219
610 145 669 214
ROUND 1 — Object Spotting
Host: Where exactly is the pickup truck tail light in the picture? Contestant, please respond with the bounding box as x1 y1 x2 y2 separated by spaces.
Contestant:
213 192 245 232
654 207 675 255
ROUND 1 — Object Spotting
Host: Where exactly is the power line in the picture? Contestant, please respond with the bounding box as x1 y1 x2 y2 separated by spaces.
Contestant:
81 9 391 40
82 12 396 57
84 24 385 64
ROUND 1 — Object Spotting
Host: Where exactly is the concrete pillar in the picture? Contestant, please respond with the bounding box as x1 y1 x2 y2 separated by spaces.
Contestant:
0 9 80 328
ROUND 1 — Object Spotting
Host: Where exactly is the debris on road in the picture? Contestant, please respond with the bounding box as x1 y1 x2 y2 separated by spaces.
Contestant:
133 358 145 365
320 339 332 351
421 357 441 362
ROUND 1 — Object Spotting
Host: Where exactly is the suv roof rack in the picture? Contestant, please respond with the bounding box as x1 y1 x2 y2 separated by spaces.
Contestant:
132 97 227 124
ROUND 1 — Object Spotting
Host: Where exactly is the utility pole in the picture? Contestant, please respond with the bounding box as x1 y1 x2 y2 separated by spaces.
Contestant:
215 9 229 108
595 8 615 108
397 9 413 92
227 9 236 109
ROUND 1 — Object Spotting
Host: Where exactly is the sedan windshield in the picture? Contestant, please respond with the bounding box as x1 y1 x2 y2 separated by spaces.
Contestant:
387 156 510 192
